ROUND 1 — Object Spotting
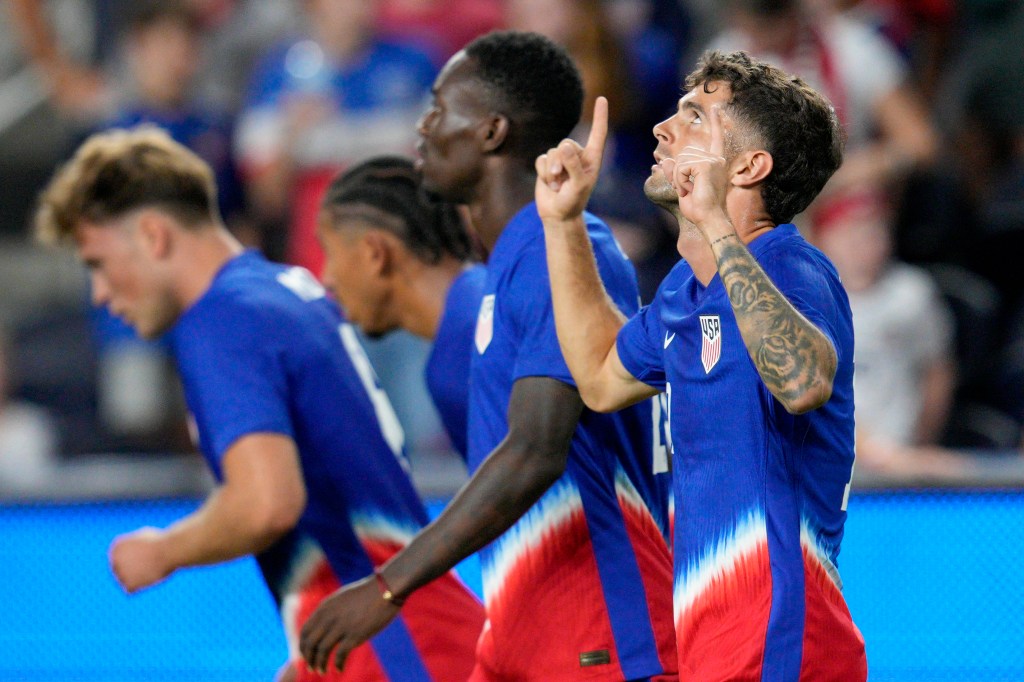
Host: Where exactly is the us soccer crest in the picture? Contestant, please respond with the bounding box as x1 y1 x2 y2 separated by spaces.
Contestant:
699 315 721 373
475 294 495 354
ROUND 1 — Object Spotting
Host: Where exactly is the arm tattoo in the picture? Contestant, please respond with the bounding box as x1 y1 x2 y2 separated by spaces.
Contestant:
715 240 835 406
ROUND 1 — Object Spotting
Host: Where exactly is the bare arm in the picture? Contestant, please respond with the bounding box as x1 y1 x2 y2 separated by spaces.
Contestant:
707 230 837 413
299 377 583 673
535 97 659 412
109 433 307 592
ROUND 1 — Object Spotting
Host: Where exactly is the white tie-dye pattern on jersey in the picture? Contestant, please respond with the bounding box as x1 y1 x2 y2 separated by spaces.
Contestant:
800 519 844 590
481 477 584 603
280 538 329 660
349 511 420 549
615 466 669 544
673 508 768 625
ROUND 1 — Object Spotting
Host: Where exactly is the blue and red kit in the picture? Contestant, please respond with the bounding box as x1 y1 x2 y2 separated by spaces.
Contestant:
167 251 483 681
617 224 867 681
467 203 675 681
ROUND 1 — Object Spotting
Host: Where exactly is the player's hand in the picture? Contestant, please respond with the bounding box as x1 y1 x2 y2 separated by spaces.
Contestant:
109 527 173 593
659 103 732 240
535 96 609 222
299 575 399 675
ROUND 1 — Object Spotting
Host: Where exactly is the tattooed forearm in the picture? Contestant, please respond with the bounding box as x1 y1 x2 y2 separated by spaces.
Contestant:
715 239 836 413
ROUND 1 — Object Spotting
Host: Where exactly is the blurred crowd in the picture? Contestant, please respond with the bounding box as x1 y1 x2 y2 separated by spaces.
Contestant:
0 0 1022 492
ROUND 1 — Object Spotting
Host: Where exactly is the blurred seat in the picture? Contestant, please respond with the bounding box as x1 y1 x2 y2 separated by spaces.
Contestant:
926 263 1002 392
11 302 101 455
942 401 1021 450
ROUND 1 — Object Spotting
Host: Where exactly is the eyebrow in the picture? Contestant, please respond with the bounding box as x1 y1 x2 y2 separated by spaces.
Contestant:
680 100 706 117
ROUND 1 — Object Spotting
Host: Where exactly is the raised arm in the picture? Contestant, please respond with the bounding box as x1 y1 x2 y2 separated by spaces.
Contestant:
709 234 837 413
108 433 307 592
534 97 659 412
663 104 837 414
299 377 584 674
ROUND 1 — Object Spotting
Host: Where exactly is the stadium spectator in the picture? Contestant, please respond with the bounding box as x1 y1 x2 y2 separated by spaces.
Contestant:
4 0 113 122
234 0 436 271
534 50 867 677
377 0 504 68
34 127 484 682
707 0 938 234
505 0 684 302
318 156 484 460
0 328 58 493
812 189 969 480
300 31 676 680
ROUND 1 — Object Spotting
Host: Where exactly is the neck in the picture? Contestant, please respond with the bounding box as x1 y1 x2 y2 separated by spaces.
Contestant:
393 258 465 339
173 225 245 310
676 205 776 285
465 161 537 252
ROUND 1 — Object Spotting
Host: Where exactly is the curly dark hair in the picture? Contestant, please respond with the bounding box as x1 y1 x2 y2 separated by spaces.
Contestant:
464 31 584 162
685 50 845 225
321 156 472 264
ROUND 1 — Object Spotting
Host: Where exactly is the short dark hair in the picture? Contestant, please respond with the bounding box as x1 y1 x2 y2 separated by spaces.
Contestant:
685 50 845 225
464 31 584 162
321 156 473 264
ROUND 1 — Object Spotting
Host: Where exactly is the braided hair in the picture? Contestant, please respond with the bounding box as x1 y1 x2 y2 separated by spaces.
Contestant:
321 156 473 264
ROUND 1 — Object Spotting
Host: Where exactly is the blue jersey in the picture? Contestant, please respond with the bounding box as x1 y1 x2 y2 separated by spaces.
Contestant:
466 203 675 680
424 264 485 461
617 224 866 680
167 251 482 681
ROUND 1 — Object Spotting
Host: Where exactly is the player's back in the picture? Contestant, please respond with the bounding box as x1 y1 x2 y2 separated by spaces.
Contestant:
169 251 483 681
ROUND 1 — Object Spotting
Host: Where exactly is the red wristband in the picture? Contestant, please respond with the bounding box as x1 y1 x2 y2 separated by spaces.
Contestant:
373 568 405 607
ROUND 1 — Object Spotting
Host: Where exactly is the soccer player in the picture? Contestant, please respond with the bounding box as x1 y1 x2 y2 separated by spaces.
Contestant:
317 156 484 459
34 127 484 682
534 51 868 679
300 31 676 680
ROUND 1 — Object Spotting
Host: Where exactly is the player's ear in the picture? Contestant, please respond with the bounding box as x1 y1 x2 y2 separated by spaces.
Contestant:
362 230 396 277
731 149 773 188
135 209 173 260
480 113 510 153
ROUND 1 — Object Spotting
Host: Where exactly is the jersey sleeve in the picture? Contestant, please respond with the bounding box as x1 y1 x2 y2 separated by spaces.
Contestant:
616 303 667 389
175 298 293 465
507 245 576 385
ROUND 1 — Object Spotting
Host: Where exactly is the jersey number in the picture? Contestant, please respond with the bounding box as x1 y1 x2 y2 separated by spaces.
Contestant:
276 268 407 463
338 323 407 464
651 383 672 474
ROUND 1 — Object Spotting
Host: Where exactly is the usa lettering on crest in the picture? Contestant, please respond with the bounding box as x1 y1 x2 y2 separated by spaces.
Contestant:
700 314 721 373
475 294 495 354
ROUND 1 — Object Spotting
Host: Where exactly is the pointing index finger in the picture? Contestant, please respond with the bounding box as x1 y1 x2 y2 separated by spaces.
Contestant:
583 96 608 166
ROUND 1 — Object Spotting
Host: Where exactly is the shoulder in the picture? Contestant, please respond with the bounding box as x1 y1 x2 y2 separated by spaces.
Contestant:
182 259 324 335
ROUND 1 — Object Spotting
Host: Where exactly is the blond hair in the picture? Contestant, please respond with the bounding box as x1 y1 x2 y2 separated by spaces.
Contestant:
35 126 218 245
